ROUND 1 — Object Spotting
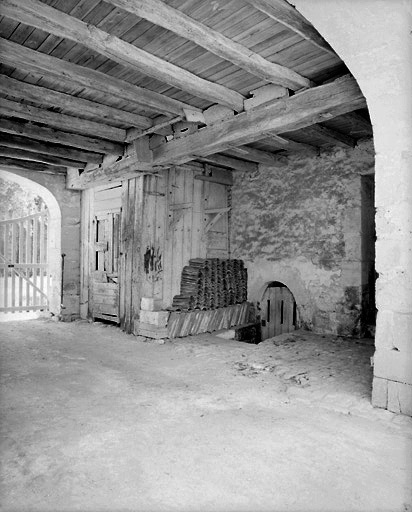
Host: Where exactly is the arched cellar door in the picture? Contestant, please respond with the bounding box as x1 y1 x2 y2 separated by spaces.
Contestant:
261 281 297 340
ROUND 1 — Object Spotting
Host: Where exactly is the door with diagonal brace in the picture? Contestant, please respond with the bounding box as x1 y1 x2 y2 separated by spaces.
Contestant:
0 210 49 312
90 185 122 323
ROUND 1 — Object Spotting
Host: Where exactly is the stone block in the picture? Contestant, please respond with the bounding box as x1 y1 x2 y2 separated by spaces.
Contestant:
134 321 168 339
387 381 412 416
376 236 412 276
375 310 412 353
375 274 412 312
372 376 388 409
140 297 163 311
139 310 170 327
374 349 412 385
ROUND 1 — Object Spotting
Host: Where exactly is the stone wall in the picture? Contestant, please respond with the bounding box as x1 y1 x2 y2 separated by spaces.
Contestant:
1 170 81 320
231 140 375 335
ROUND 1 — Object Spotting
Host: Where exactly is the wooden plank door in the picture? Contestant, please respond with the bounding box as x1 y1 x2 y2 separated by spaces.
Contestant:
91 211 121 323
90 185 122 323
261 283 296 339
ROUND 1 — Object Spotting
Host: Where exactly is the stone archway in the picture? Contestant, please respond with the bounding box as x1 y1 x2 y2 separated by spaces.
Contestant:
0 169 81 321
0 170 61 315
291 0 412 414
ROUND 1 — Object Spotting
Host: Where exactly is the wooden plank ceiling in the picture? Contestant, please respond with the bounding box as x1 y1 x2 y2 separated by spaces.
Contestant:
0 0 373 186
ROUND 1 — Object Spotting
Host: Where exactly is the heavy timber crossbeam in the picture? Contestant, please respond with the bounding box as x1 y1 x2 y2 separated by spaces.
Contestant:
68 75 366 189
152 75 365 165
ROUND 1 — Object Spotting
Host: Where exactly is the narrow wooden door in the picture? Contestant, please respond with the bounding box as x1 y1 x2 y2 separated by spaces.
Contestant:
91 212 121 322
89 166 122 327
261 283 296 339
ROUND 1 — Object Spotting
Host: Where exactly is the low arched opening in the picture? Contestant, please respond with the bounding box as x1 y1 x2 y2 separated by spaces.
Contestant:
260 281 297 340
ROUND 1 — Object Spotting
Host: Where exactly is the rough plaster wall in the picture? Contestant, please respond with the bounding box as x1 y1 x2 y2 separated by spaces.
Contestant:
2 170 81 320
231 141 374 335
291 0 412 415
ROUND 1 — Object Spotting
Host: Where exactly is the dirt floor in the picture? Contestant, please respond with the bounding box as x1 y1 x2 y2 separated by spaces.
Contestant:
0 318 411 512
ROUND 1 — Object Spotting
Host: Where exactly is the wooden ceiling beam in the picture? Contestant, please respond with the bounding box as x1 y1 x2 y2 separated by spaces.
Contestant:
0 38 197 117
196 154 258 173
0 146 85 168
0 133 103 164
0 118 123 155
2 0 245 111
244 0 336 56
0 74 152 130
106 0 313 91
0 98 126 142
223 146 283 165
0 156 66 174
152 75 365 165
67 157 165 190
301 124 356 147
265 133 318 153
341 112 373 136
125 116 183 143
72 75 366 187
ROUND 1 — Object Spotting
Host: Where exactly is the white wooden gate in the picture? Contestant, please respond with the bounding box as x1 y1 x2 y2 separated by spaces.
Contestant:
0 210 49 312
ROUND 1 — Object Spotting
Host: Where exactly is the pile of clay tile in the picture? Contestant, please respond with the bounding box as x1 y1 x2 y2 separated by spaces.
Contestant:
171 258 247 311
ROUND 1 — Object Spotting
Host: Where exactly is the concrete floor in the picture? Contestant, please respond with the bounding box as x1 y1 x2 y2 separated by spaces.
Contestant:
0 319 411 512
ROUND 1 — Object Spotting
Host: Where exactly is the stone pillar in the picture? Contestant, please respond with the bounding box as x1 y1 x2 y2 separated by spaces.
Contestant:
292 0 412 414
372 149 412 414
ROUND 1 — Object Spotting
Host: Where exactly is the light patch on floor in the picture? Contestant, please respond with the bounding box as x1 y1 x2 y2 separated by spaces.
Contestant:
0 319 411 512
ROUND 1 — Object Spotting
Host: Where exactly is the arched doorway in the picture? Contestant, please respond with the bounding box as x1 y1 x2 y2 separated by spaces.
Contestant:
0 171 62 317
261 281 297 340
288 1 411 414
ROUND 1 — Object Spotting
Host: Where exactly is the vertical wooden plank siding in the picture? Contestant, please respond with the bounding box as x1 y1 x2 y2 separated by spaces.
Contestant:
120 179 132 330
124 178 136 332
162 169 173 307
80 189 92 319
191 174 204 258
204 182 229 259
161 165 231 308
185 168 193 266
131 175 144 332
82 164 232 328
154 174 166 301
119 181 128 328
141 175 156 299
118 176 144 333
